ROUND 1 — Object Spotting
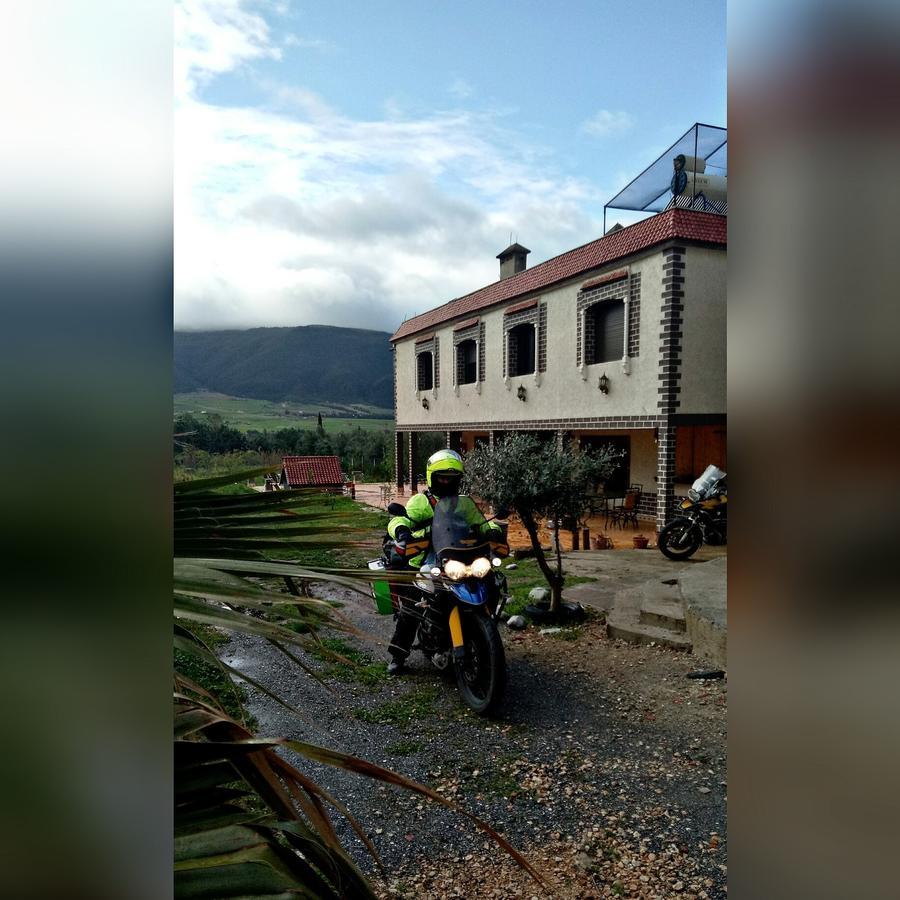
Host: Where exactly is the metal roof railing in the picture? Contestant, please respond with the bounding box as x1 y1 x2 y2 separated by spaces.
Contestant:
603 123 727 233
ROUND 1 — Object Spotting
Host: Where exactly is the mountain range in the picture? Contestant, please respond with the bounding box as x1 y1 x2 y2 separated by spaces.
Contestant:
174 325 394 408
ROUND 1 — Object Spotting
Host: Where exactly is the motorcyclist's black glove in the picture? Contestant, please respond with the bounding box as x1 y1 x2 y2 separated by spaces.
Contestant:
394 526 413 544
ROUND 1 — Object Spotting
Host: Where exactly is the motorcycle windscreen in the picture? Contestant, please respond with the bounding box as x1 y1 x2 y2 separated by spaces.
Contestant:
430 495 491 563
691 464 726 499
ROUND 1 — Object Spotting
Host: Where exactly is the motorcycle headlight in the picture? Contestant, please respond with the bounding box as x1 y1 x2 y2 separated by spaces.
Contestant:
470 557 492 579
444 560 468 581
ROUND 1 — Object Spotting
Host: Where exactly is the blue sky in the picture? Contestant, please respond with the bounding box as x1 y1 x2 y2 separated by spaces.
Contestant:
175 0 726 332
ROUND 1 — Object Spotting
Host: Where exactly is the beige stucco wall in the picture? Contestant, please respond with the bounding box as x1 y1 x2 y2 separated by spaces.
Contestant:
678 246 727 414
573 428 658 488
395 249 667 427
395 240 725 427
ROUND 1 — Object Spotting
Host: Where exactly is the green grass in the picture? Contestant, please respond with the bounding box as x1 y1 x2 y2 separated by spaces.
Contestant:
174 622 255 726
353 685 442 726
175 391 393 433
549 627 583 641
307 637 390 687
385 740 424 757
501 558 597 617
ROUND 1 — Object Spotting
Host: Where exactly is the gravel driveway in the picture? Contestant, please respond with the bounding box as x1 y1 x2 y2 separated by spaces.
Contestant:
222 578 727 899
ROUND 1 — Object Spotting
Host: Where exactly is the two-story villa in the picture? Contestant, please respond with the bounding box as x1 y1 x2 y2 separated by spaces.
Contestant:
389 197 725 531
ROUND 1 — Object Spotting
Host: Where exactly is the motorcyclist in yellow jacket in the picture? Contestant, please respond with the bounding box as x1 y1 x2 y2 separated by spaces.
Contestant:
385 449 504 674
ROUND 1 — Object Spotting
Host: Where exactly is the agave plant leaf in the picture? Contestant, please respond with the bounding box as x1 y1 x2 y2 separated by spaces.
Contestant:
173 466 540 896
175 524 355 539
175 634 312 721
175 707 232 739
182 557 420 593
174 837 342 899
174 467 278 494
175 594 325 645
176 760 241 796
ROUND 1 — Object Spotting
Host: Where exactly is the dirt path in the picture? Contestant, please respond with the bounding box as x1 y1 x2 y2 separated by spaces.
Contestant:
223 582 726 899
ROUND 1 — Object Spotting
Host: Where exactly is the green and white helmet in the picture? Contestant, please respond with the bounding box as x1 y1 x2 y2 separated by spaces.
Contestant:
425 449 464 491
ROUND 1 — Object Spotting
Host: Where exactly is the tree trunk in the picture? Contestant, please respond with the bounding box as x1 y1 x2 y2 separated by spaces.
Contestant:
551 520 564 614
520 512 563 613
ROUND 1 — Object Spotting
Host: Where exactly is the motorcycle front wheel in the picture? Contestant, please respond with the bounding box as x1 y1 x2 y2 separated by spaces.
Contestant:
454 611 506 715
658 517 703 560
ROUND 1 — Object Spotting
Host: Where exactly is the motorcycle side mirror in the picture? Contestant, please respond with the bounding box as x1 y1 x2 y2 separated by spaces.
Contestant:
387 502 407 517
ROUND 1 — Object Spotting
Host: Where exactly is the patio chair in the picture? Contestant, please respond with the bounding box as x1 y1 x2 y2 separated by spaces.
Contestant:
609 488 640 529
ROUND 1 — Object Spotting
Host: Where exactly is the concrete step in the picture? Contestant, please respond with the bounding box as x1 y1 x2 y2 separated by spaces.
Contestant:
606 613 692 650
605 577 692 652
639 596 686 632
561 582 611 613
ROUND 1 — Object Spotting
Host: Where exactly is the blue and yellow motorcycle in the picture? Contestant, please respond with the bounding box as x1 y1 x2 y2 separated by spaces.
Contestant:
369 496 510 714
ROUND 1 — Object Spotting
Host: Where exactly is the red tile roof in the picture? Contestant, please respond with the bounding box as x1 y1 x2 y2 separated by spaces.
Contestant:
281 456 345 486
390 209 726 342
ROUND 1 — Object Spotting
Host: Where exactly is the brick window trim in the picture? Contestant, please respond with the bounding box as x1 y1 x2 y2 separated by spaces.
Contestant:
581 268 628 291
414 336 439 391
502 301 545 377
453 316 480 332
576 272 641 366
452 322 485 384
504 298 539 316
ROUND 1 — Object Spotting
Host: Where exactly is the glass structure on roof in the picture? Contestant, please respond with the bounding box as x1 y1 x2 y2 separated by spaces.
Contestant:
603 123 727 233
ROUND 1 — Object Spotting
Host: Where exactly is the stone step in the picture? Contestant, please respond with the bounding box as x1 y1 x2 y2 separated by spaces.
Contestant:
561 582 611 613
639 597 686 632
606 612 692 651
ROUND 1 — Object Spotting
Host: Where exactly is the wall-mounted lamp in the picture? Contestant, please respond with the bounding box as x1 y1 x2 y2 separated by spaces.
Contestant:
517 385 527 402
421 398 429 410
598 373 610 395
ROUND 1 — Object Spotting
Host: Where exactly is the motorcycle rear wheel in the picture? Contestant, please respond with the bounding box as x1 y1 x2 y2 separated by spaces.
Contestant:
454 612 506 715
658 518 703 560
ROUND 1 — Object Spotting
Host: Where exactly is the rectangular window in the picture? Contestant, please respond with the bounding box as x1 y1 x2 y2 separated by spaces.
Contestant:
585 299 625 365
416 351 433 391
457 339 477 384
508 323 536 376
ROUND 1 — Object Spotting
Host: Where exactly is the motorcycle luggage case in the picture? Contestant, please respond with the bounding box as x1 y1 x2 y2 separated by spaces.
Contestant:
367 558 395 615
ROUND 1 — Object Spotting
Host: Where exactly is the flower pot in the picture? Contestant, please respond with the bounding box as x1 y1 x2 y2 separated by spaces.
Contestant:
633 535 649 549
591 535 612 550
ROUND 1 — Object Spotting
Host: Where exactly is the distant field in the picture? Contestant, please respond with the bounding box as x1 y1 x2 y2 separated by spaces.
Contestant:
174 392 394 433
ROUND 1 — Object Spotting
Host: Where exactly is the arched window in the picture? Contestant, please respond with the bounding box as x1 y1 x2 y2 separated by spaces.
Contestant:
416 351 433 391
507 323 536 376
456 339 477 384
585 299 625 365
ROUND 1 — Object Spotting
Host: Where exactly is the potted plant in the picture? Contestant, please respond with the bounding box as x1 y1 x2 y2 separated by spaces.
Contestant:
633 533 649 549
591 534 613 550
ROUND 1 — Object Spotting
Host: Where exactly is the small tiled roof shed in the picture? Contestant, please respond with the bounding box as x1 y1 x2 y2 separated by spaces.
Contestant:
280 456 345 490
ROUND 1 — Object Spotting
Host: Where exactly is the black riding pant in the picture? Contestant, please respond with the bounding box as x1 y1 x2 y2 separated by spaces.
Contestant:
388 583 421 661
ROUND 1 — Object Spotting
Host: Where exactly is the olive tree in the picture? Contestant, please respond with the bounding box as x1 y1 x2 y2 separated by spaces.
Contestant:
463 433 622 615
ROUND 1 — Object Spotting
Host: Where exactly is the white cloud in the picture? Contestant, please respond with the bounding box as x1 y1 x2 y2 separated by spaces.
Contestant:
175 0 281 99
581 109 635 138
175 0 604 333
448 77 473 99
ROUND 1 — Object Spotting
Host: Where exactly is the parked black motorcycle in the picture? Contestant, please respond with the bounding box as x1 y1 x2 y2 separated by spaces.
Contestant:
368 497 511 714
658 465 727 560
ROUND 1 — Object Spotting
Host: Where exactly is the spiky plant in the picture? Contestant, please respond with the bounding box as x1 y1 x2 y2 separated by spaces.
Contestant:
174 469 542 897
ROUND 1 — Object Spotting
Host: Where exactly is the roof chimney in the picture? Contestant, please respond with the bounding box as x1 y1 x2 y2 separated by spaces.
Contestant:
496 242 530 280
